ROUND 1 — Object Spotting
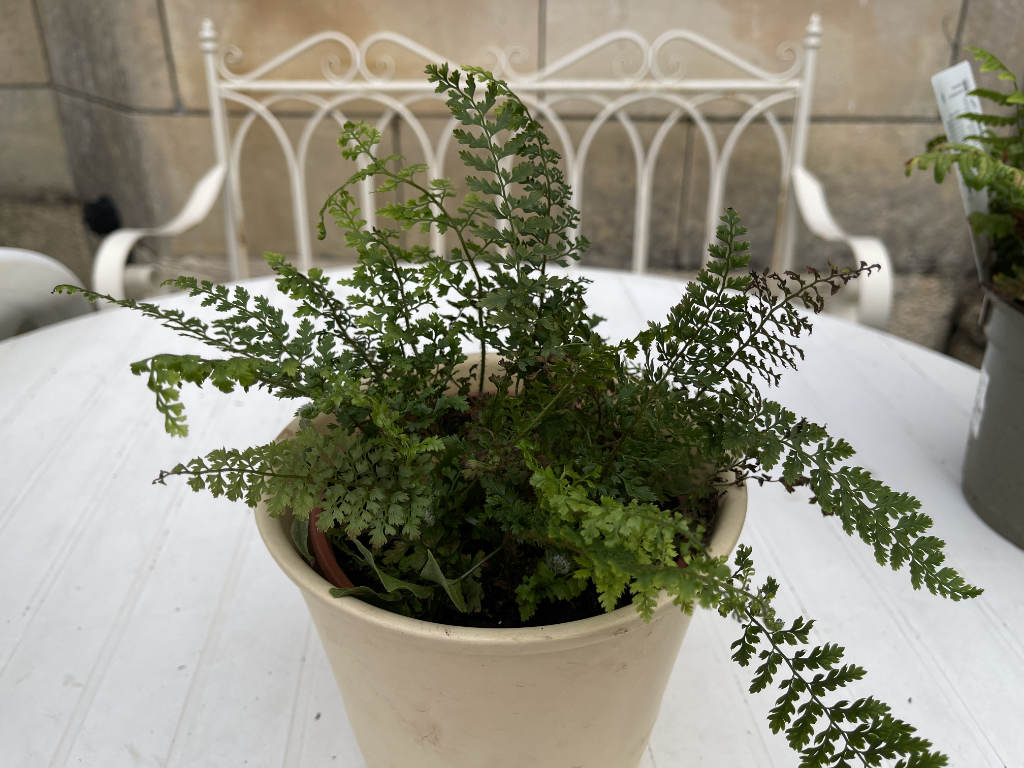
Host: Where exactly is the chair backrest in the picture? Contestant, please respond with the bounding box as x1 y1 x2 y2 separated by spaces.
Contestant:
199 15 823 280
0 248 93 339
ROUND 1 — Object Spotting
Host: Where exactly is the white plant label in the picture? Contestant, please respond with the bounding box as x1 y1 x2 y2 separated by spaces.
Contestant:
932 61 984 150
970 368 989 439
931 59 988 277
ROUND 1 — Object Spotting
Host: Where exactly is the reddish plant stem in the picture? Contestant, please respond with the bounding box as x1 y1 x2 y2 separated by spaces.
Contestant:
308 507 354 589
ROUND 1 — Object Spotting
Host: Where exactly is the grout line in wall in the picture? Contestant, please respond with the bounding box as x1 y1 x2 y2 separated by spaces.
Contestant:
949 0 970 65
48 83 161 114
805 114 941 125
537 0 547 71
28 0 54 84
675 125 695 270
156 0 185 112
17 84 946 127
0 82 51 91
0 191 79 206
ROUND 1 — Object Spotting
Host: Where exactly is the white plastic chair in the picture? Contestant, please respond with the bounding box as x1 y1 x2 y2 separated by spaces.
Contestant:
0 248 94 339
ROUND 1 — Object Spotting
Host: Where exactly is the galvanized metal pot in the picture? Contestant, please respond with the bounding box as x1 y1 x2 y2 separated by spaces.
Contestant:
962 294 1024 548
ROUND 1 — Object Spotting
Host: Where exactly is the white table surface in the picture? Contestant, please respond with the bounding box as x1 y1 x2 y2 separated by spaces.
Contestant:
1 267 1021 767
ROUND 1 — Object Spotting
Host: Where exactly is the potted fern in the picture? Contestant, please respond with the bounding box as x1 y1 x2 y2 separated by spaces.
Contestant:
59 65 980 767
907 46 1024 548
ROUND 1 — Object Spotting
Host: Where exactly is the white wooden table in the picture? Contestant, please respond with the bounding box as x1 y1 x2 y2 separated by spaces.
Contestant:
1 268 1020 767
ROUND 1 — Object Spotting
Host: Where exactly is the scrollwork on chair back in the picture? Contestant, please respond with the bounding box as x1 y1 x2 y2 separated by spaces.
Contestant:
199 16 819 277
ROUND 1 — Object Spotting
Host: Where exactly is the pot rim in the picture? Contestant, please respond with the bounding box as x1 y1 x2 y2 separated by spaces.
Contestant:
254 479 746 655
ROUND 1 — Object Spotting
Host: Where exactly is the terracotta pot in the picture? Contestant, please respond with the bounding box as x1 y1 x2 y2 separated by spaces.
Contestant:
255 445 746 768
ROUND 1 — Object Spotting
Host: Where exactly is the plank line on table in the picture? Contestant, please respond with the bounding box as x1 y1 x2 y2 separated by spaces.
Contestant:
284 626 364 767
162 526 313 768
1 490 187 766
822 325 973 467
649 610 788 765
823 515 1015 765
756 470 1020 766
831 520 1024 742
65 500 251 766
281 622 317 768
731 306 1017 758
66 391 298 766
161 518 256 767
721 523 829 763
648 526 805 766
0 410 169 666
0 358 275 663
975 598 1024 664
760 331 1020 764
707 602 795 765
0 319 162 532
0 385 270 766
725 309 1010 764
788 324 1024 645
0 309 147 424
746 493 1004 766
877 332 979 411
779 332 966 482
47 523 174 768
728 514 991 764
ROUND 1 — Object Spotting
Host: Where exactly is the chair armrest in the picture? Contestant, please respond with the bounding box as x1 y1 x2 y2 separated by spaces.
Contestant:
843 236 893 330
92 164 227 301
791 165 893 329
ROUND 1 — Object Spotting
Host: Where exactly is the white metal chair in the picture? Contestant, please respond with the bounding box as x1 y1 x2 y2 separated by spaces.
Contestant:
92 14 892 328
0 248 94 339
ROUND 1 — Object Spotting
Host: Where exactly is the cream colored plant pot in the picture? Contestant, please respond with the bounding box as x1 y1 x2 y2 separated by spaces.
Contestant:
255 459 746 768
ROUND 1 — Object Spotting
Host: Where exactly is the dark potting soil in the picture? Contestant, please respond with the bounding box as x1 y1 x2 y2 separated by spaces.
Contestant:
311 391 723 629
330 541 632 628
322 492 721 630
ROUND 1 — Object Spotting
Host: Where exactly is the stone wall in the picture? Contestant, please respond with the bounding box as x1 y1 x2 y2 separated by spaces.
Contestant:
2 0 1021 359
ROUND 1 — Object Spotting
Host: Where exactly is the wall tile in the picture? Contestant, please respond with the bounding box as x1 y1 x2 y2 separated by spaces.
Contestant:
889 274 959 350
0 200 93 284
163 0 540 109
141 102 690 275
132 112 222 258
672 120 974 276
797 122 974 276
224 112 380 266
390 110 689 272
944 277 986 367
10 0 988 340
564 116 690 271
120 108 393 270
100 92 973 282
54 95 156 229
0 89 75 196
958 0 1024 110
676 121 787 271
0 0 49 84
545 0 960 117
959 0 1024 76
36 0 176 109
